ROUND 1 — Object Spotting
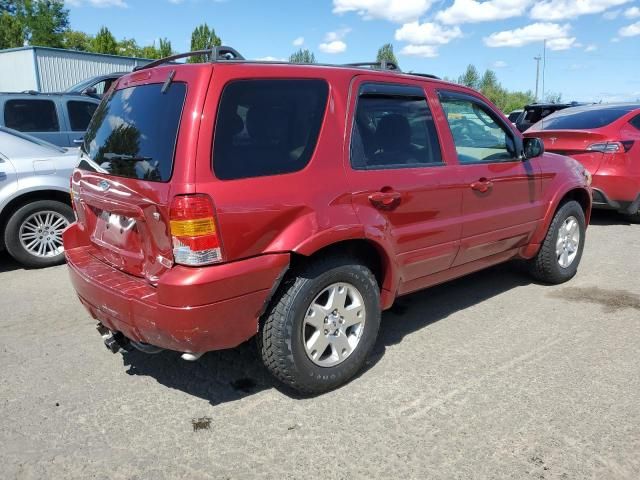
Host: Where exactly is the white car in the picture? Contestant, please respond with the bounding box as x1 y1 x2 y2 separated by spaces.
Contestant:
0 127 77 267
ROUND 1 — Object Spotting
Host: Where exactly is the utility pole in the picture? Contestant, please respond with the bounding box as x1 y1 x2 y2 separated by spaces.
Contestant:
534 54 542 102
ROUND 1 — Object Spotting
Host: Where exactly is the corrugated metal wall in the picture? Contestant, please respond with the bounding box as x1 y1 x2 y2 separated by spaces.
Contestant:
0 49 38 92
34 48 150 92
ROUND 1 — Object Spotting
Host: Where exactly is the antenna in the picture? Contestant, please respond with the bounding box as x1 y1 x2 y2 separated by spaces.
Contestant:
534 55 542 101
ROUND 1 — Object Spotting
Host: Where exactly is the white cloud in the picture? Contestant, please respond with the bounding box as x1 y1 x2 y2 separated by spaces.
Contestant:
319 40 347 53
492 60 508 67
603 9 621 18
547 36 577 49
436 0 532 25
584 43 598 51
324 27 352 42
394 22 462 45
484 22 576 49
399 44 439 57
619 20 640 35
293 36 305 46
530 0 632 21
625 6 640 17
256 56 287 61
67 0 128 6
332 0 434 23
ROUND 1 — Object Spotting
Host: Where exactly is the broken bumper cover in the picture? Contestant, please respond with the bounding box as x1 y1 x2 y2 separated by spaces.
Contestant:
65 245 289 353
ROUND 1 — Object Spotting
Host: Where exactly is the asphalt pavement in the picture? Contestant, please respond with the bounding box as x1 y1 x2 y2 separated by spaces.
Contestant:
1 210 638 479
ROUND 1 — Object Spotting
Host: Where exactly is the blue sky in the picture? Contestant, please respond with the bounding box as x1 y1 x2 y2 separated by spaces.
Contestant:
66 0 640 102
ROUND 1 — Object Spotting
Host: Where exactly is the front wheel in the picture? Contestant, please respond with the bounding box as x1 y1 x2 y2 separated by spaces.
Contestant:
528 200 586 284
258 256 380 394
4 200 74 268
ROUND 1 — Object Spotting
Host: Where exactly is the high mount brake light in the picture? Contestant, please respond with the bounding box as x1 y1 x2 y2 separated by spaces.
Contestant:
587 141 634 153
169 194 223 266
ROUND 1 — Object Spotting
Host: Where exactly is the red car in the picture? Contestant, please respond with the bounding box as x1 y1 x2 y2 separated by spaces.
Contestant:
525 103 640 222
64 48 592 393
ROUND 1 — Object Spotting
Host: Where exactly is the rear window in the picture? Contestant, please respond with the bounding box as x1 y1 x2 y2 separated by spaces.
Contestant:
539 108 631 130
4 99 59 132
80 83 186 182
212 79 329 180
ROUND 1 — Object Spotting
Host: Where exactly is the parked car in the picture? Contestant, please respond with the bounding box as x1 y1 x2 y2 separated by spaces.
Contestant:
64 48 592 394
0 92 100 147
507 109 523 124
0 127 76 267
515 102 587 132
64 72 127 98
525 103 640 222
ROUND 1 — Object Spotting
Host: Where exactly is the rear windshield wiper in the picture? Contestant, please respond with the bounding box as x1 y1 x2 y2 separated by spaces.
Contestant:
103 153 153 162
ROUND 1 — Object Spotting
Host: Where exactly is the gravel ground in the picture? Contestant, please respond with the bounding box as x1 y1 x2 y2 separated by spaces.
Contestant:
1 211 639 479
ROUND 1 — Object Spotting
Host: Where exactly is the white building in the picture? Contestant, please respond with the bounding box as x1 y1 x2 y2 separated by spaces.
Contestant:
0 46 152 93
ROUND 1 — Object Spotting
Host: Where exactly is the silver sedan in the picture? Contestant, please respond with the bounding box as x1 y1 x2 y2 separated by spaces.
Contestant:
0 127 78 267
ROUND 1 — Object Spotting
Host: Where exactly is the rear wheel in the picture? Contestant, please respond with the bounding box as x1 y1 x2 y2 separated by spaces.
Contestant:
258 256 380 394
4 200 74 268
528 200 586 284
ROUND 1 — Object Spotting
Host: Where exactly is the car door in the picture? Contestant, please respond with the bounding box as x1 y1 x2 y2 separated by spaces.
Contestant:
64 98 99 147
2 97 66 146
345 79 463 295
436 90 544 266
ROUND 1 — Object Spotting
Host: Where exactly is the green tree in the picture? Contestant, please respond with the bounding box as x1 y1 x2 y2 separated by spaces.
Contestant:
479 69 499 92
376 43 398 68
91 26 118 55
117 37 140 57
545 92 562 103
158 37 172 57
188 23 221 63
2 0 69 48
0 12 24 49
458 64 480 90
289 48 316 64
140 44 161 59
63 29 92 51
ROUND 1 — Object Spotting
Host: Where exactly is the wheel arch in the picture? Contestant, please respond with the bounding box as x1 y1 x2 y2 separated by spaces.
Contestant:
529 185 592 250
0 189 71 250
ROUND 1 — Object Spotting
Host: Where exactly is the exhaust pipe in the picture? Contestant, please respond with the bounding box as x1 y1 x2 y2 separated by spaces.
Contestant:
103 331 129 354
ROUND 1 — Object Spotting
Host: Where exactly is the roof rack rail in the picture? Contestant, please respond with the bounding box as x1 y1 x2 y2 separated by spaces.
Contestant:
408 73 440 80
343 61 401 72
134 46 245 71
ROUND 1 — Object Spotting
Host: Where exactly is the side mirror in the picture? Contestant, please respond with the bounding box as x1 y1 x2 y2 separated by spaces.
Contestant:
82 86 98 96
523 137 544 159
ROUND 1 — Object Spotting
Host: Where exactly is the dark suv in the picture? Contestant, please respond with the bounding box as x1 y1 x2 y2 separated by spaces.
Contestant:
64 48 592 394
0 92 100 147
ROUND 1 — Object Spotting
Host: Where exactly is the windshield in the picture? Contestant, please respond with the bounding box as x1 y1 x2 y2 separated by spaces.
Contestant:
80 82 186 182
538 107 633 130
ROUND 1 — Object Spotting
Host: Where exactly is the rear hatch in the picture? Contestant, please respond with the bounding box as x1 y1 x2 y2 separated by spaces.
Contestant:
72 67 207 283
527 130 608 174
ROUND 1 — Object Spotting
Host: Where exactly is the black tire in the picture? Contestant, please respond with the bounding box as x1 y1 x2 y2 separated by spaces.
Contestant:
258 256 381 395
528 200 586 284
4 200 74 268
625 211 640 224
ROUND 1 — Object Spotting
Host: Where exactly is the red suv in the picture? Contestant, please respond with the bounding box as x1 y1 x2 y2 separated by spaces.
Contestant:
64 48 592 393
525 103 640 222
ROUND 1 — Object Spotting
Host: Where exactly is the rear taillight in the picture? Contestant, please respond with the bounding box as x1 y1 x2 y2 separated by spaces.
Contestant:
169 194 223 266
587 141 634 153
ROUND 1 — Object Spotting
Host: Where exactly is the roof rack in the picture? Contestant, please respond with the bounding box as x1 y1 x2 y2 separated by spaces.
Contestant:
408 73 440 80
132 46 442 80
343 61 401 72
134 46 245 71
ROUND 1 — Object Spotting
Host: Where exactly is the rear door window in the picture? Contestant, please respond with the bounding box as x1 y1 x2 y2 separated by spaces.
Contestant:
4 99 60 132
80 83 187 182
212 79 329 180
350 84 443 169
67 100 98 131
